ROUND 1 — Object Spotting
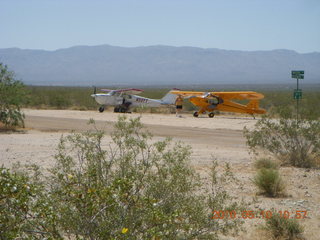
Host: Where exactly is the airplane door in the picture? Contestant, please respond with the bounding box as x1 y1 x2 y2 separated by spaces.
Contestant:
115 96 124 105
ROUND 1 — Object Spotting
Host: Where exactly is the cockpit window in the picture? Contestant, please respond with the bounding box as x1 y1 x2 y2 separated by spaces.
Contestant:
208 96 220 105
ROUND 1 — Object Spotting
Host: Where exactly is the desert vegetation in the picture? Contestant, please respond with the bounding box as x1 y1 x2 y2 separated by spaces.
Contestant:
252 168 285 197
254 158 279 170
0 63 26 128
244 107 320 168
1 117 245 239
241 94 319 238
252 158 285 197
264 212 304 240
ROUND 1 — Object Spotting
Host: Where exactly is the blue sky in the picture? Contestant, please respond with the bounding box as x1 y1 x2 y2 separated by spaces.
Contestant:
1 0 319 53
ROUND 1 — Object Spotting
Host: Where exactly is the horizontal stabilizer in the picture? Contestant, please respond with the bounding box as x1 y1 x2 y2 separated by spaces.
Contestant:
161 90 178 105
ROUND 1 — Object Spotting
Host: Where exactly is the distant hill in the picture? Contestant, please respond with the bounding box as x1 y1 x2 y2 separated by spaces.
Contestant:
0 45 319 86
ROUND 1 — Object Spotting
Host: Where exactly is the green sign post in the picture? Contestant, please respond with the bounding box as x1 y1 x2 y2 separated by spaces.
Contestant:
291 70 304 123
293 89 302 100
291 70 304 79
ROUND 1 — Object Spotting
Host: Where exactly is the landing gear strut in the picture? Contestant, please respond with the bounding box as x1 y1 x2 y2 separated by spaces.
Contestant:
114 104 131 113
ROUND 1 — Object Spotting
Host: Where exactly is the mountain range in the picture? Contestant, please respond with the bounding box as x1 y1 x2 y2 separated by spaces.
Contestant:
0 44 319 86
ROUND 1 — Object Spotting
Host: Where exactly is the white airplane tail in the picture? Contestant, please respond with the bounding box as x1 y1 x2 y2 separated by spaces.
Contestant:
161 89 179 105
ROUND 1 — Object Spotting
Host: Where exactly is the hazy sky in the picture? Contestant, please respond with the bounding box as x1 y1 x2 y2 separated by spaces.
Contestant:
1 0 319 53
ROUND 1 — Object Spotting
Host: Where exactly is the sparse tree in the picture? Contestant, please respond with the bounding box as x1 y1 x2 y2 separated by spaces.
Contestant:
0 63 26 127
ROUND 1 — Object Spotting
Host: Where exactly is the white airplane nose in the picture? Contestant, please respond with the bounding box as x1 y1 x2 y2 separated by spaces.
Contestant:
91 94 96 98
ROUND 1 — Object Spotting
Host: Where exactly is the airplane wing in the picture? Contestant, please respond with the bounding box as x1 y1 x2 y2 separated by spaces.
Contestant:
171 91 205 97
212 91 264 100
171 90 264 100
100 89 114 92
101 88 144 95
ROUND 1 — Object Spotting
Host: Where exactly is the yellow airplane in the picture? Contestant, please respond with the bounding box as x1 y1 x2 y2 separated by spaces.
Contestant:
171 90 266 118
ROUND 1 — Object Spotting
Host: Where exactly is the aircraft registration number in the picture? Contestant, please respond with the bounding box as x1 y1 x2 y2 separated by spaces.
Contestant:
136 98 148 103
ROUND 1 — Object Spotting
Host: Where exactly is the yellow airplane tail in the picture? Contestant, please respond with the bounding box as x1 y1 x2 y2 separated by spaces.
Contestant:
247 100 266 114
247 99 259 109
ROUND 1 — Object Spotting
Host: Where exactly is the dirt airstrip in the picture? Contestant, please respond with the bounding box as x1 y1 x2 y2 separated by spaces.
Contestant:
0 109 319 239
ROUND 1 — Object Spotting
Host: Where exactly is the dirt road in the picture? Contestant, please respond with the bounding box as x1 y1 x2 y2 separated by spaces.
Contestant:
22 112 250 167
1 110 252 168
25 115 245 147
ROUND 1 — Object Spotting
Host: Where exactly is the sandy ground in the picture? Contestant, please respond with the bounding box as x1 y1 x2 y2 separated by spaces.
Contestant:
0 109 319 239
22 109 259 131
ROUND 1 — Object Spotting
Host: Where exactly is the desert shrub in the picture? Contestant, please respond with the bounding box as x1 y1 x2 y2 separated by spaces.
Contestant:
254 158 278 170
48 95 71 109
265 212 303 239
253 168 285 197
0 63 26 127
1 117 243 239
0 165 61 239
47 116 243 239
261 90 320 120
25 86 98 110
244 108 320 168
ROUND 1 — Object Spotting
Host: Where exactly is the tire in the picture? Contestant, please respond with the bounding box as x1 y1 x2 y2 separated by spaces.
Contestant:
114 107 119 112
193 111 199 117
120 107 126 113
99 106 104 113
208 112 215 118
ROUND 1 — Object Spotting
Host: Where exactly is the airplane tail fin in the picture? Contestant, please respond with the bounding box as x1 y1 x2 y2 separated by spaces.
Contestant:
247 100 266 114
247 100 259 109
160 89 179 105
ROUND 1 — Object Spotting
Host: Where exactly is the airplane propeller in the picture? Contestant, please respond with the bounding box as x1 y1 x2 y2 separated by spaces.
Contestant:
93 86 97 95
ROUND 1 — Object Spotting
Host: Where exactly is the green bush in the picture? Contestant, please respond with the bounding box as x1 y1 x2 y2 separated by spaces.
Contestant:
1 116 243 239
25 86 97 110
0 63 26 127
254 158 278 170
48 116 243 239
265 212 304 240
48 95 71 109
253 168 285 197
0 165 61 239
244 108 320 168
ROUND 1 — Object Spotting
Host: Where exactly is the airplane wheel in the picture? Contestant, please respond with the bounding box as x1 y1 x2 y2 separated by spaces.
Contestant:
120 108 126 113
193 111 199 117
99 106 105 113
114 107 119 112
208 112 215 118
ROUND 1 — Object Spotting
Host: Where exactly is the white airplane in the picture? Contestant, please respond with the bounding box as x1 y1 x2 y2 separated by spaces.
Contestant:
91 88 177 113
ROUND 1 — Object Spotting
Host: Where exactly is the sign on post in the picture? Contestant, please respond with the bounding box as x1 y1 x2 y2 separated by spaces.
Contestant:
292 74 304 79
291 70 304 79
291 70 304 123
292 70 304 75
293 89 302 100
